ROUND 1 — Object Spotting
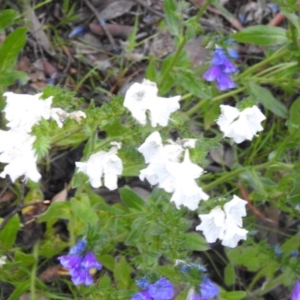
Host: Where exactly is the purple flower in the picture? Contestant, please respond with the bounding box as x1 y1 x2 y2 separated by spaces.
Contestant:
149 278 174 300
203 46 237 91
58 239 102 286
291 281 300 300
132 278 174 300
132 290 152 300
199 277 219 300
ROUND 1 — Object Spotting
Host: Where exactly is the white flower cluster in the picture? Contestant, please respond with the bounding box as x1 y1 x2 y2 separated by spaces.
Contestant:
0 92 86 182
196 195 248 248
138 132 209 210
217 104 266 144
76 142 123 190
124 79 180 127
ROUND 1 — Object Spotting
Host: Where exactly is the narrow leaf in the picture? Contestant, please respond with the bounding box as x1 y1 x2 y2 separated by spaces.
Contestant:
232 25 288 46
247 82 288 118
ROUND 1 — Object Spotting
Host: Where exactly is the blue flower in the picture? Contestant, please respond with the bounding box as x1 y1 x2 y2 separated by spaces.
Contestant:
136 278 151 290
68 26 86 38
132 278 174 300
291 251 298 258
58 239 102 286
291 281 300 300
203 46 237 91
274 245 282 258
199 277 219 300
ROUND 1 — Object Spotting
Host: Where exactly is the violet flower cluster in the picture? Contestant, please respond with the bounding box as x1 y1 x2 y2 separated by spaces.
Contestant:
131 278 174 300
58 239 102 286
291 281 300 300
203 46 237 91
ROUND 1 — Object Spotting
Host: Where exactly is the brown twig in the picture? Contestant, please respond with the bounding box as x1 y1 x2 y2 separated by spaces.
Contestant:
83 0 118 51
132 0 165 18
238 181 275 225
0 200 50 232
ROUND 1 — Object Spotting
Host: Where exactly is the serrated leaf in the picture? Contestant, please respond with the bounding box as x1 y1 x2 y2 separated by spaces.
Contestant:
184 232 210 251
119 186 147 210
232 25 288 46
247 82 288 118
0 27 27 72
0 10 19 32
163 0 180 36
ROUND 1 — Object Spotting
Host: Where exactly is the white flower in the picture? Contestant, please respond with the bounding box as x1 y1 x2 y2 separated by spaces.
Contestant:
222 219 248 248
50 108 69 128
123 79 180 127
124 79 158 125
3 92 52 132
196 195 248 247
217 105 266 144
138 131 163 163
147 96 180 127
0 256 7 267
0 130 41 182
75 143 123 190
223 195 247 226
138 132 183 192
196 206 226 243
69 110 86 123
138 132 208 210
167 150 209 210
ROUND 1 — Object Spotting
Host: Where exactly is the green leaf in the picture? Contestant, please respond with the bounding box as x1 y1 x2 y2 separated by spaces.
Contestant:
113 256 133 290
220 291 247 300
70 195 99 225
0 70 27 86
176 72 212 99
163 0 180 36
282 10 300 38
289 96 300 126
0 214 20 250
184 232 210 251
119 186 147 210
232 25 288 46
0 10 19 33
38 202 71 222
224 264 236 286
247 82 288 118
0 27 27 72
98 254 115 271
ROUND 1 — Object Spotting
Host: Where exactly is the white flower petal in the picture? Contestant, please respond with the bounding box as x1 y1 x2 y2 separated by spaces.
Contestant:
138 131 163 163
216 105 266 144
221 219 248 248
3 92 52 132
148 95 180 127
123 80 158 125
196 206 226 243
224 195 247 227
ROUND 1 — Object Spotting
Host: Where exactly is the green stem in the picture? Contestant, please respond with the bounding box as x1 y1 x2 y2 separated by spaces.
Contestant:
194 0 212 20
160 37 186 87
30 242 39 300
238 45 289 79
186 87 244 116
202 161 292 191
